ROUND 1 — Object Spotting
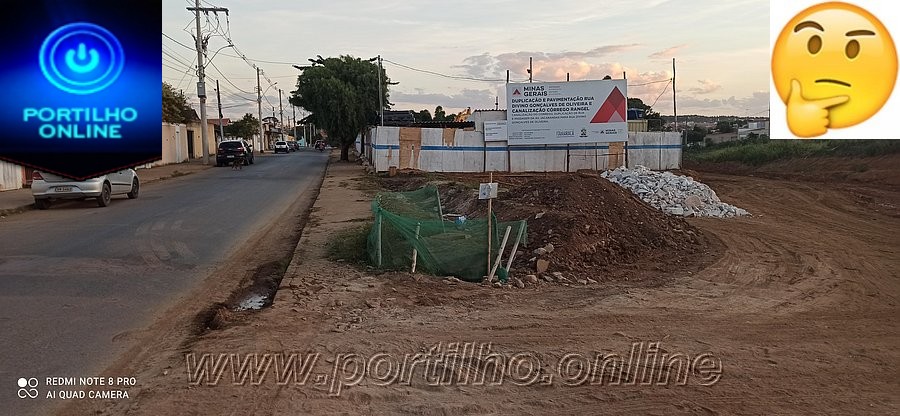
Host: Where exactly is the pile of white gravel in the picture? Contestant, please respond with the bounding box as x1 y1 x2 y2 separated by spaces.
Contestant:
601 165 750 218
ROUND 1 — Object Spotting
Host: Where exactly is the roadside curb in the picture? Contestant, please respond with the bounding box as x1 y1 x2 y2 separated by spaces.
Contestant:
281 152 336 269
276 151 359 304
0 204 33 217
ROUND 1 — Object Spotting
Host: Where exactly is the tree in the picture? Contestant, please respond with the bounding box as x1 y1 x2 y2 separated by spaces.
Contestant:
289 55 391 161
414 109 433 122
627 97 663 130
715 120 735 133
162 82 195 124
224 113 260 142
684 125 708 143
433 106 446 121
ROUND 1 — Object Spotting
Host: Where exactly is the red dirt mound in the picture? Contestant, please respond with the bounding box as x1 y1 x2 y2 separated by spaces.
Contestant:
490 173 715 281
378 171 720 283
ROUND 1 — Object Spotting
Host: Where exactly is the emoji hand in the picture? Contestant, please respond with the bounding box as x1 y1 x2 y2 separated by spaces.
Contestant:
786 80 849 138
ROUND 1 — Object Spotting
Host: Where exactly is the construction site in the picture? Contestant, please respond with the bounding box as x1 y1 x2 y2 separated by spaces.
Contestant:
61 145 899 415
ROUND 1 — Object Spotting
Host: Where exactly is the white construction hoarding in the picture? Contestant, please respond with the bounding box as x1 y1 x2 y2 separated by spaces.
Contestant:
506 79 628 145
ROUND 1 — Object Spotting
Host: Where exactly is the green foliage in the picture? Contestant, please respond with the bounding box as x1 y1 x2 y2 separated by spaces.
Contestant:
415 109 433 122
715 121 735 133
433 105 447 121
224 113 260 142
628 97 663 130
627 97 650 111
685 137 900 166
162 82 195 124
326 224 373 265
684 125 708 143
290 56 392 160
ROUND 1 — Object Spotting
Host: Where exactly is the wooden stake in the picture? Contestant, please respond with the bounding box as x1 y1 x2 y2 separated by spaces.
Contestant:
411 223 421 273
489 225 512 280
435 187 445 232
376 211 383 267
504 221 525 271
486 172 493 277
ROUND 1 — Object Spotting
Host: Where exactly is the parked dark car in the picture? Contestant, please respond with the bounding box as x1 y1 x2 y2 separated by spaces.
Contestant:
216 140 255 166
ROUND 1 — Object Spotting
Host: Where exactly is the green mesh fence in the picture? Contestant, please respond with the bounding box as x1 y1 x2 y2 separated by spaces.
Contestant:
367 185 527 282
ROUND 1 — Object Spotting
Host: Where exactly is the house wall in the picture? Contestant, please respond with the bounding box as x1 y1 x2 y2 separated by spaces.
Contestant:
185 122 217 159
157 123 189 166
368 126 681 173
0 160 24 191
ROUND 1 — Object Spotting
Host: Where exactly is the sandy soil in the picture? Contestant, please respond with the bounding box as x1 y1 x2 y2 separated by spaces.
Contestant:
66 158 899 415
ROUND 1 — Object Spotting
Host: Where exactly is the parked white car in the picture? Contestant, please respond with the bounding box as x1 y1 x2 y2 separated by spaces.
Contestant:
31 169 139 209
273 140 290 153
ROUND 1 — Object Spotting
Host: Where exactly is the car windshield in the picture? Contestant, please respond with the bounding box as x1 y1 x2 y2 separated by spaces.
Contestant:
219 142 243 149
276 141 286 145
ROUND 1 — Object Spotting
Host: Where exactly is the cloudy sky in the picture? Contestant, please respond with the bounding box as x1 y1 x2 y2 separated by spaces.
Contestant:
162 0 770 120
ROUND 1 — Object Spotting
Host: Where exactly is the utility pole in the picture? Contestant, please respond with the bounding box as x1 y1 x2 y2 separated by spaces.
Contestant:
672 58 678 132
291 104 297 141
377 55 384 126
215 79 224 142
278 89 284 140
528 57 533 83
187 1 228 165
257 67 264 153
673 57 680 169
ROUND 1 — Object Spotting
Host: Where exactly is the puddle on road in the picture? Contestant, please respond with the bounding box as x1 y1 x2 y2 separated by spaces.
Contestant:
234 293 268 311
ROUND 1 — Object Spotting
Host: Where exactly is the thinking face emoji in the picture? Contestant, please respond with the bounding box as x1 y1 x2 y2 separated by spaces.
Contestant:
772 2 897 137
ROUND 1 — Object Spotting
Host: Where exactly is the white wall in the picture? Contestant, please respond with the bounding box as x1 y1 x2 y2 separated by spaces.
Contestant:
0 160 23 191
368 127 681 173
157 123 189 167
627 132 682 170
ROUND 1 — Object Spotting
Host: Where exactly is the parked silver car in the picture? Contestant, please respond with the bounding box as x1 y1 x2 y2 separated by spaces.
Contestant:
273 140 290 153
31 169 139 209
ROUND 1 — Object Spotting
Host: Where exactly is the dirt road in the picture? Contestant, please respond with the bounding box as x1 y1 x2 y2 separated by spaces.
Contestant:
67 160 899 415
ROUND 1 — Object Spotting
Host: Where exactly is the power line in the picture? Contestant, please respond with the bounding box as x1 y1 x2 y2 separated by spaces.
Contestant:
162 43 194 66
381 58 508 83
649 79 673 108
163 62 188 72
163 50 193 70
205 58 255 95
220 52 298 66
628 79 672 87
162 32 195 51
212 80 257 102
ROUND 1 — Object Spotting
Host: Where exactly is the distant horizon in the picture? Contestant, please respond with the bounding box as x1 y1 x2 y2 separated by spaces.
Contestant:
163 0 769 120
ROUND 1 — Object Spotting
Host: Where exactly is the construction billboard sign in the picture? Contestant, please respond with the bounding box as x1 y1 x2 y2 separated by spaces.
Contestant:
506 79 628 145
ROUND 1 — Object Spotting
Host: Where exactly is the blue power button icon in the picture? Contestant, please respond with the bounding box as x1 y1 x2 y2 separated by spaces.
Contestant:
39 22 124 95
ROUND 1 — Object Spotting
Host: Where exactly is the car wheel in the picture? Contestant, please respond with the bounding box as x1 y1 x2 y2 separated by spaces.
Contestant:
34 199 50 210
97 182 112 207
127 177 140 199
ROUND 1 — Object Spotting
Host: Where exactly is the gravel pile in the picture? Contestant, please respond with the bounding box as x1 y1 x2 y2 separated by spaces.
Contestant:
601 165 749 218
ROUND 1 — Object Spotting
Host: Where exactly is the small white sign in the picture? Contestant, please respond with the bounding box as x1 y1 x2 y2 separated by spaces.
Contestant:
478 183 498 200
483 120 507 142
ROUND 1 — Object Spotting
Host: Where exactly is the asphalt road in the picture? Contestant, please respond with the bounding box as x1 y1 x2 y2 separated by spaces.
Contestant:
0 150 328 415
